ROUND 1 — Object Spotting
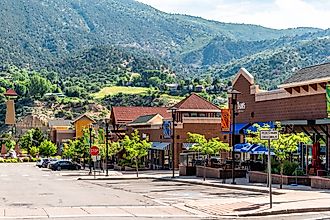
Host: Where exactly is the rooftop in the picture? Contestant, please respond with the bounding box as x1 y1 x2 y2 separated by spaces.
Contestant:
171 93 221 112
283 62 330 85
111 107 171 125
48 120 72 127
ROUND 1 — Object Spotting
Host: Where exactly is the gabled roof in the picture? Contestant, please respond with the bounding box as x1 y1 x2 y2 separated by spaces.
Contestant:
4 89 18 97
128 114 163 126
170 93 221 112
112 107 171 125
232 68 254 86
73 114 96 123
48 119 72 127
282 63 330 86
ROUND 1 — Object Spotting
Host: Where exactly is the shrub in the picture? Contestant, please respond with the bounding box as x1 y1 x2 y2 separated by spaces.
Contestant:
283 161 299 176
0 158 4 163
30 158 38 162
22 157 30 162
30 146 39 158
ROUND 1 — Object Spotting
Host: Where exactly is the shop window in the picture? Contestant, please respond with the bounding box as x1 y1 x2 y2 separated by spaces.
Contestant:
198 113 206 117
190 113 198 117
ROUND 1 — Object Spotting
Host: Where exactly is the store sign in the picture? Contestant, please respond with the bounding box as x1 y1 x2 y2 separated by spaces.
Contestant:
237 102 246 113
260 130 279 140
221 109 231 132
162 120 171 139
327 84 330 118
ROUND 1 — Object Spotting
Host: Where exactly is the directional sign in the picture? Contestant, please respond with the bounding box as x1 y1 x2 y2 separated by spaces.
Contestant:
260 130 279 140
90 146 99 156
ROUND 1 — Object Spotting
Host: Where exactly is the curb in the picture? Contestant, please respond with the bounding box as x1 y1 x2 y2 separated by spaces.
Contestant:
228 207 330 217
77 176 156 181
160 177 283 195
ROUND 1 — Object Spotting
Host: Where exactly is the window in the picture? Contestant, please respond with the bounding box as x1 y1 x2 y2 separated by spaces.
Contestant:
190 113 198 117
198 113 206 117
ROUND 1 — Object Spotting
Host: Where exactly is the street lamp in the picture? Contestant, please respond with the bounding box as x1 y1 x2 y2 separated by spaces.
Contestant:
89 124 93 175
105 118 111 177
170 106 178 178
227 89 241 185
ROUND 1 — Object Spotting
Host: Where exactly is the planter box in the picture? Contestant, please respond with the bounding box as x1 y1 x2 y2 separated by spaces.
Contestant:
196 166 246 179
179 165 196 176
248 171 311 186
113 164 124 171
311 176 330 189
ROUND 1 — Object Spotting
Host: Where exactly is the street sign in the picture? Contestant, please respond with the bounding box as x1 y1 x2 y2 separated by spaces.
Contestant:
260 130 279 140
92 155 100 162
90 146 99 156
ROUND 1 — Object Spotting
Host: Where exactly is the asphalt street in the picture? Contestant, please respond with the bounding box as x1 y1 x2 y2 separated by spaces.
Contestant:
0 163 330 219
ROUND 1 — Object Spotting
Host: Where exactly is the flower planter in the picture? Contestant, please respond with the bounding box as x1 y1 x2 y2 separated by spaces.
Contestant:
179 165 196 176
248 171 311 186
196 166 246 179
311 176 330 189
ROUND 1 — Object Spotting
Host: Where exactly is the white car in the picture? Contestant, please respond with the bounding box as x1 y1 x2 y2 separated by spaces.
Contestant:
36 158 47 168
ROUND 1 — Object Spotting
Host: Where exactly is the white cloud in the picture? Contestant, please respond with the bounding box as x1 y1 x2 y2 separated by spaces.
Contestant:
136 0 330 29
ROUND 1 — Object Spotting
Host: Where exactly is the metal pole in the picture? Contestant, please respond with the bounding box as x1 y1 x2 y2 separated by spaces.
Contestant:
231 97 236 184
105 121 109 176
172 110 176 178
89 126 92 175
268 138 272 209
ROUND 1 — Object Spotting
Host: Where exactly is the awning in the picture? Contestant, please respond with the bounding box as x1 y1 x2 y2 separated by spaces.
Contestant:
250 145 275 156
151 142 170 151
244 122 275 134
183 143 197 150
234 143 251 152
223 123 250 135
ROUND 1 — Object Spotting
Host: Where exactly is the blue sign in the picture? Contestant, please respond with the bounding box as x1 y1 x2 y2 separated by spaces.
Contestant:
163 120 171 139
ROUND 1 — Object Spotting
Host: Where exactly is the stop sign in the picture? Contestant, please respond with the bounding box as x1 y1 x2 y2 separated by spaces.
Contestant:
90 146 99 156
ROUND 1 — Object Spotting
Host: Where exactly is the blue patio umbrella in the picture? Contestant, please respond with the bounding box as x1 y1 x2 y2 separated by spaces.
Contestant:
250 145 275 155
241 144 259 153
234 143 251 152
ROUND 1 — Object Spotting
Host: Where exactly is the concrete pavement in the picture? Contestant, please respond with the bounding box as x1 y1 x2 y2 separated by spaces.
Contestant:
77 170 330 217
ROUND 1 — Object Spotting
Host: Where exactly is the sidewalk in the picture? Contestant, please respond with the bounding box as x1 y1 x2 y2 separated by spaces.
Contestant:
77 171 330 217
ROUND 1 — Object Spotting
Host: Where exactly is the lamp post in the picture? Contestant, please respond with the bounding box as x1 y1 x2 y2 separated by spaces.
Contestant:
89 124 93 175
228 89 241 185
170 107 178 178
105 118 111 176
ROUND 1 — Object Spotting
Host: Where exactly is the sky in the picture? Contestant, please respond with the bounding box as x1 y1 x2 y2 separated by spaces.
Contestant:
136 0 330 29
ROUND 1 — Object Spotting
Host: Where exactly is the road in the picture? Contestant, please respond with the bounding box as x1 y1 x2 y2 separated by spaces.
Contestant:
0 163 330 219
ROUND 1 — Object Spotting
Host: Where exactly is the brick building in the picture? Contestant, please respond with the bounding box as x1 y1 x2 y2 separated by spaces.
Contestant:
127 93 224 169
232 64 330 172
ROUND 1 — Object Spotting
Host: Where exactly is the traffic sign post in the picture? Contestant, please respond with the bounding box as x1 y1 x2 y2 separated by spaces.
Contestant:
90 146 99 156
90 146 100 179
260 130 279 209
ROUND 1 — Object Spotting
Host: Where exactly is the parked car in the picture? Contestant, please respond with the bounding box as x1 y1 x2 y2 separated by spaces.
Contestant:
36 158 49 168
50 160 81 171
42 158 57 168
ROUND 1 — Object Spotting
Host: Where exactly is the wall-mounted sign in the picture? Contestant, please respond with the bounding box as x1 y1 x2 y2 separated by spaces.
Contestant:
221 109 231 132
237 102 246 113
162 120 171 139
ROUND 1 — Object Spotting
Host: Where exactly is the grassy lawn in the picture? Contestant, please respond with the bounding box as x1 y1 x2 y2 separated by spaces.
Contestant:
93 86 151 99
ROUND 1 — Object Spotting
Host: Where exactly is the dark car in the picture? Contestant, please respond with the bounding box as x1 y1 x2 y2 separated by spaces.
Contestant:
51 160 81 171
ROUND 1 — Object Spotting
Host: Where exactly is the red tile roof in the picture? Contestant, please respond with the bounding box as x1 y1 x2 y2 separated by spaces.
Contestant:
111 107 171 125
4 89 18 97
171 93 220 111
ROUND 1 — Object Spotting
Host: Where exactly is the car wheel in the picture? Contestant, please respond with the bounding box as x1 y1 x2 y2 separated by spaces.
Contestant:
57 166 61 171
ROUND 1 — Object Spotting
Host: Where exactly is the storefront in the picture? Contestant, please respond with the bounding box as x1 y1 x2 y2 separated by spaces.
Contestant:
231 64 330 173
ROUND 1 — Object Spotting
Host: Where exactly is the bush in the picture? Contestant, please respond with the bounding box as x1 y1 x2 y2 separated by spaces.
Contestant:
283 161 299 176
30 146 39 158
4 158 19 163
0 158 4 163
21 157 30 162
30 158 38 162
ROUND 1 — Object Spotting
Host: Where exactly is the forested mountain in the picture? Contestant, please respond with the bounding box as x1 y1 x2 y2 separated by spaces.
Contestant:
0 0 328 89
